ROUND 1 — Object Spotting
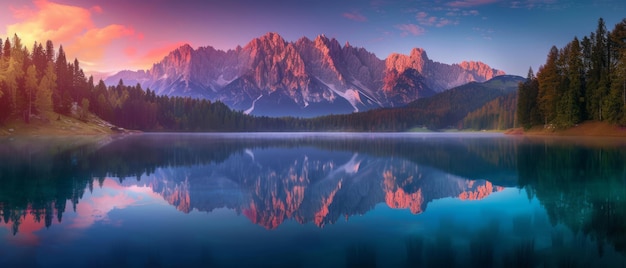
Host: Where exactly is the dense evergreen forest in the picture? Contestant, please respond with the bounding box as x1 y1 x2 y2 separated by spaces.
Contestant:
0 32 532 132
517 18 626 129
461 91 517 130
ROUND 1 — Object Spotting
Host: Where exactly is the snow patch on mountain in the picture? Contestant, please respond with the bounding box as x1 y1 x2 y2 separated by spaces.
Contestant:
350 79 381 106
244 95 263 115
319 80 361 112
216 74 235 87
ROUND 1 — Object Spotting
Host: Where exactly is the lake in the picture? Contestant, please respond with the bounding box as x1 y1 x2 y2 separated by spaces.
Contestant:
1 133 625 267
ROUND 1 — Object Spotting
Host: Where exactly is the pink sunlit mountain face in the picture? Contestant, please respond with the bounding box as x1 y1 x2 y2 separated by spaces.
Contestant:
106 32 504 117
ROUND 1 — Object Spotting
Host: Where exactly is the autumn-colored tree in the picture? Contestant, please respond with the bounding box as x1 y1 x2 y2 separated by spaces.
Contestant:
24 64 38 121
36 62 56 117
2 39 10 59
537 46 560 126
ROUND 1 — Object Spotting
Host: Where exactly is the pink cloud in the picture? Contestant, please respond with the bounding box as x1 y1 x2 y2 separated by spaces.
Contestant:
131 42 189 70
416 11 429 19
447 0 500 8
125 46 137 57
69 178 164 229
436 18 456 27
416 11 458 28
70 191 136 229
342 11 367 22
90 5 103 14
0 212 47 246
395 24 426 36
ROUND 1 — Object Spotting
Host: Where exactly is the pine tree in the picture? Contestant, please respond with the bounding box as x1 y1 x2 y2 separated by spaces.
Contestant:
32 42 46 80
54 45 71 114
71 58 87 102
45 40 54 63
606 19 626 124
517 68 534 129
556 38 584 127
587 18 610 120
2 39 10 59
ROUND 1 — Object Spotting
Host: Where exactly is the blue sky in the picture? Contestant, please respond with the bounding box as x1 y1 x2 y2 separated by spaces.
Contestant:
1 0 625 76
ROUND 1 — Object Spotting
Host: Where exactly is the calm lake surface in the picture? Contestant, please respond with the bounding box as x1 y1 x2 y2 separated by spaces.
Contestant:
1 133 626 267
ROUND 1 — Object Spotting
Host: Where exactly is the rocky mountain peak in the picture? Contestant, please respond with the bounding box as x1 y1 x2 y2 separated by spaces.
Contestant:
410 47 427 58
385 47 429 74
164 44 194 66
458 61 505 80
246 32 287 52
105 32 505 117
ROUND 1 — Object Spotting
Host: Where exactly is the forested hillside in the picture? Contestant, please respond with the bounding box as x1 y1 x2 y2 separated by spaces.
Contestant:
517 18 626 129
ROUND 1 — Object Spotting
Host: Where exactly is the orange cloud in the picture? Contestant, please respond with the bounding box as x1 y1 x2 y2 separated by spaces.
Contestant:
68 24 134 63
6 0 94 46
4 0 138 72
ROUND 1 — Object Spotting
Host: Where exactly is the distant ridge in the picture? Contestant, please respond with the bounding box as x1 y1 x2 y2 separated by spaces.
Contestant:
106 32 504 117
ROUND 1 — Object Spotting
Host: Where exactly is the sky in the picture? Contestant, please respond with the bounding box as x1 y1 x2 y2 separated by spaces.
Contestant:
1 0 625 79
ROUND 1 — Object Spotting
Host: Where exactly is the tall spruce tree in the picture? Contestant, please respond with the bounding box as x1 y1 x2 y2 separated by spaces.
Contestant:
54 45 71 114
587 18 610 120
606 19 626 123
517 68 535 129
556 38 584 127
45 40 54 64
2 39 10 59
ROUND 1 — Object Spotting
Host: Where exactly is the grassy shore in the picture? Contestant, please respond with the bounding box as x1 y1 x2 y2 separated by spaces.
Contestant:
505 121 626 137
0 111 116 136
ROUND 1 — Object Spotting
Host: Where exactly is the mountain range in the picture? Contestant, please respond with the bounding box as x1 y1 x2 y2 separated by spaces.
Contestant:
105 32 505 117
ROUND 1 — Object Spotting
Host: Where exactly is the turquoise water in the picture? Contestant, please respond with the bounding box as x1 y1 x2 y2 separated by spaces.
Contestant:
0 133 625 267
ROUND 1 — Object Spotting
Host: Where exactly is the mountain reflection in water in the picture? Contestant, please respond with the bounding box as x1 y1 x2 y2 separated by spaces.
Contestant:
0 133 625 267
